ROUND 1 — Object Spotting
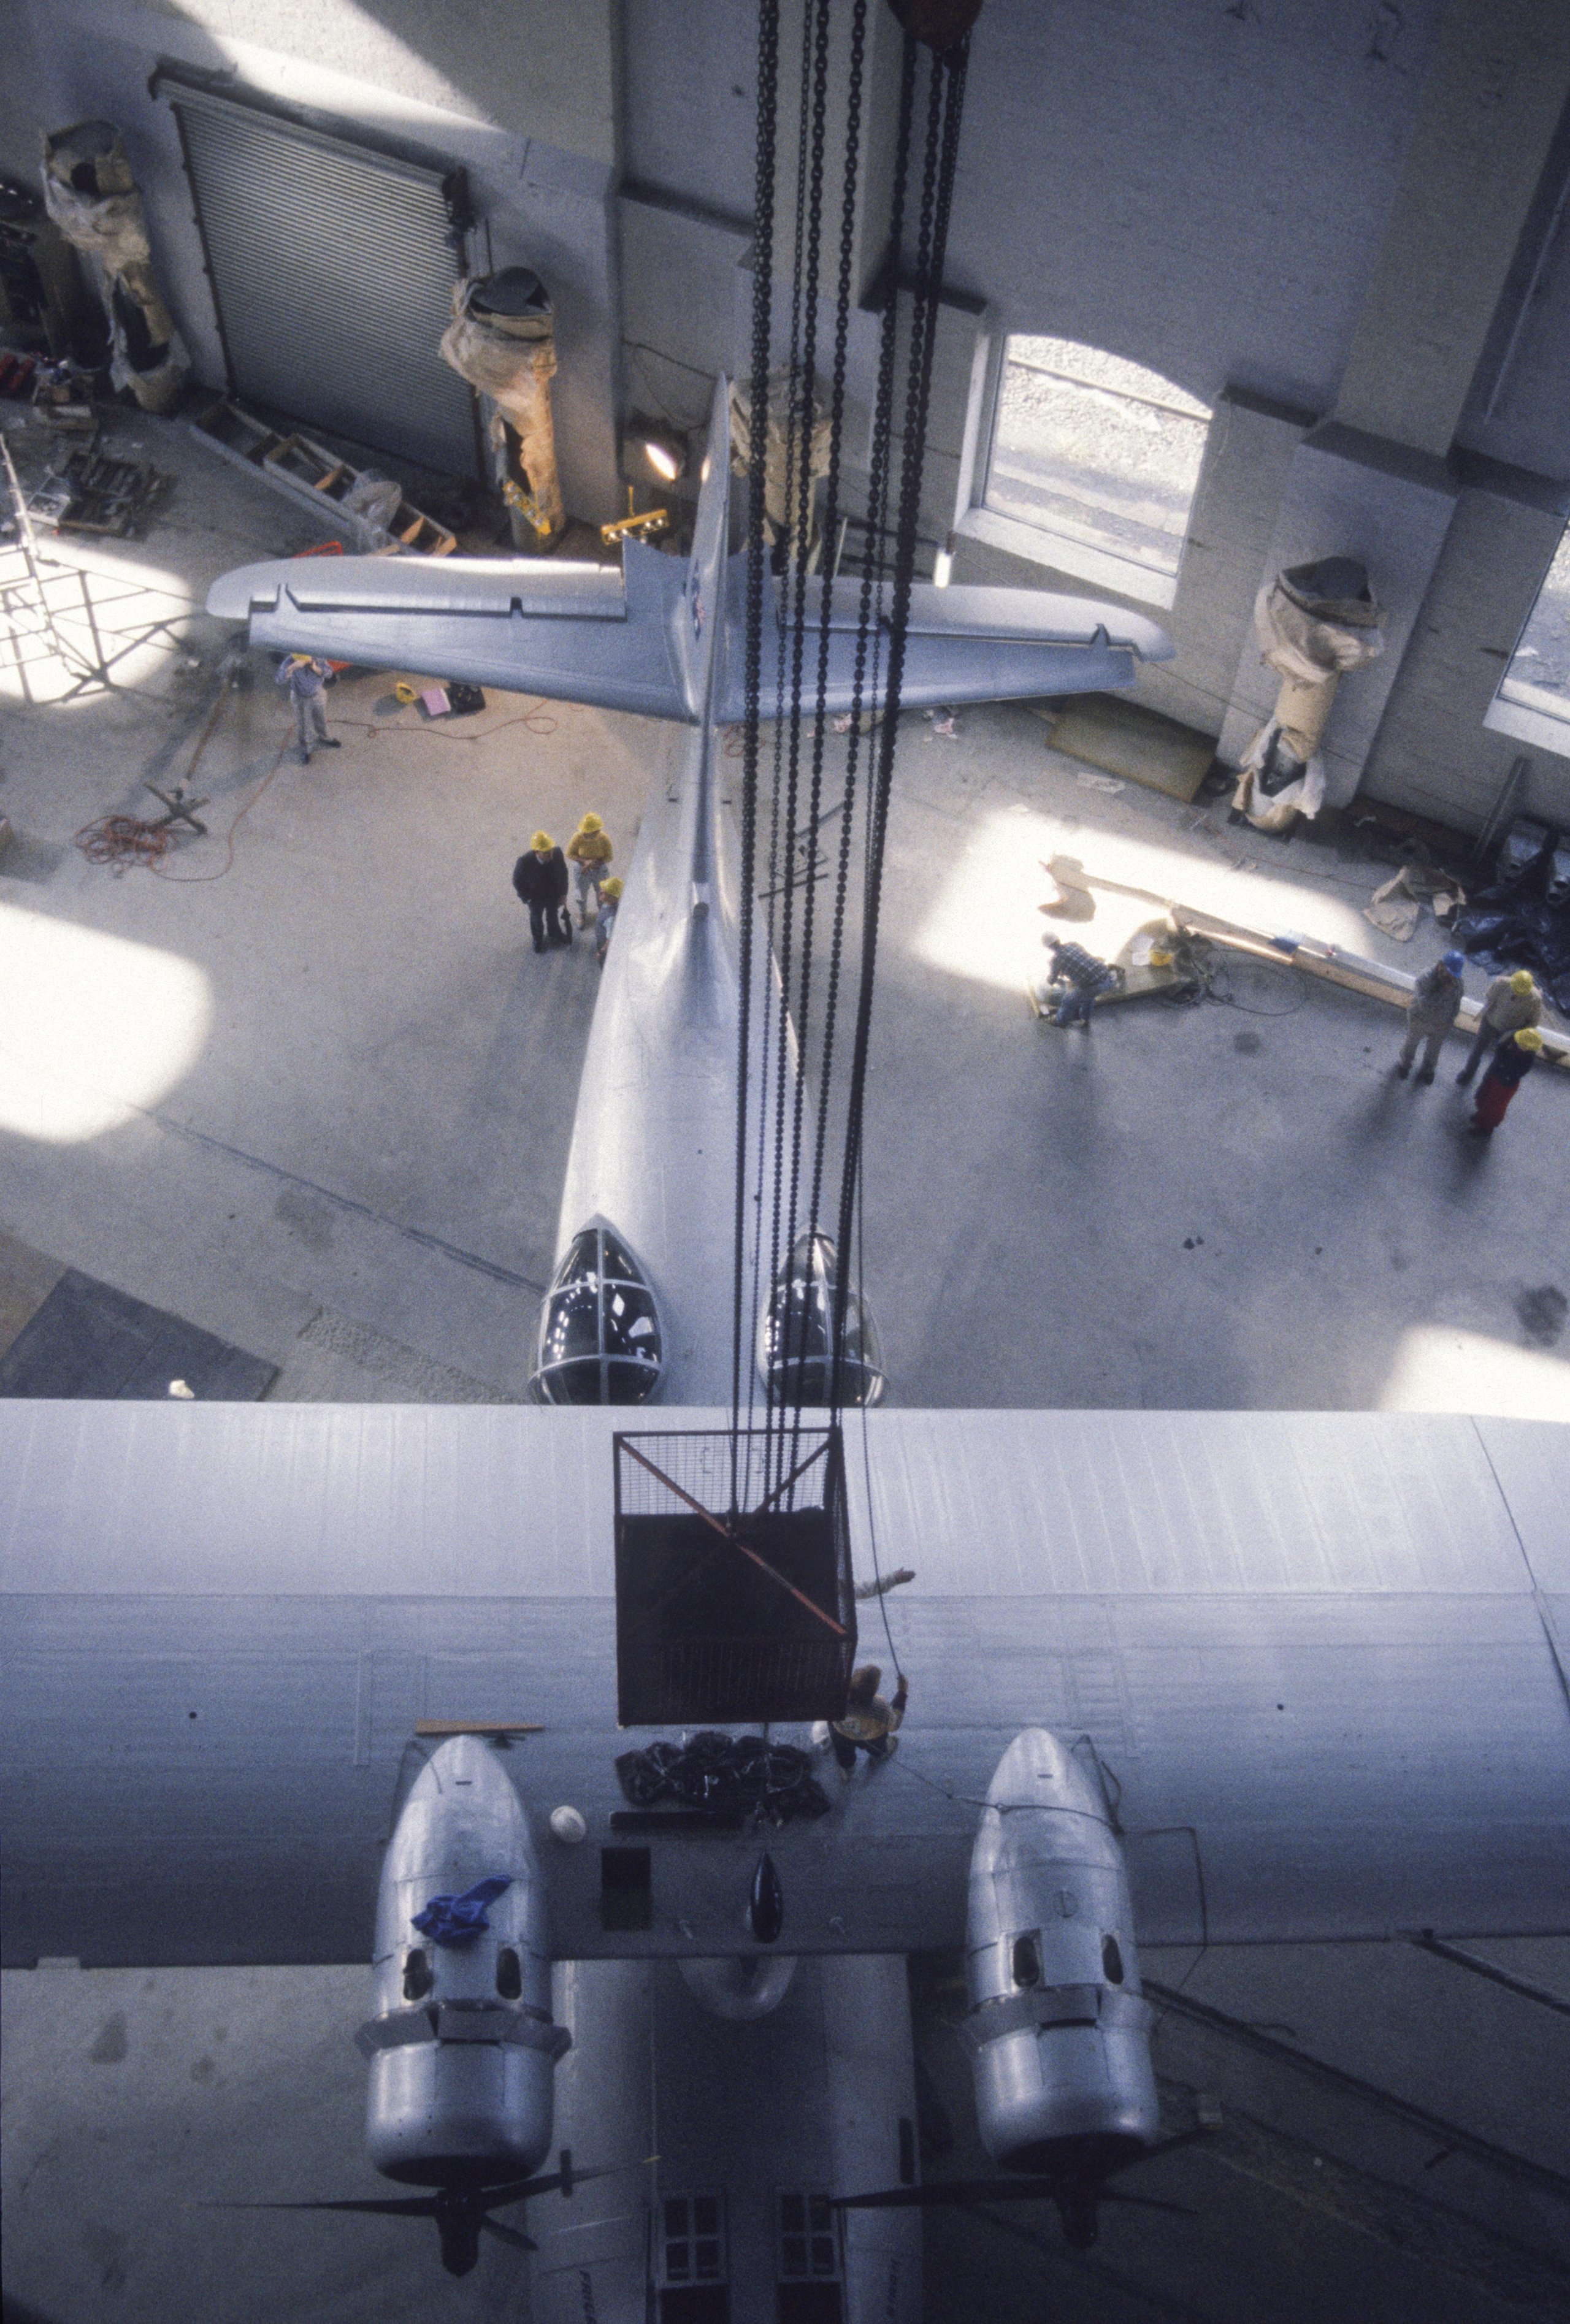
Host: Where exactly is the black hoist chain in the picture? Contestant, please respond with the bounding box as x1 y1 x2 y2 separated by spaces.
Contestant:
798 0 869 1385
736 1 973 1446
733 0 781 1445
830 31 970 1416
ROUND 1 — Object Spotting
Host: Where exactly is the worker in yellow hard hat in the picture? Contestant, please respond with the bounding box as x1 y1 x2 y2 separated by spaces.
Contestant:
1470 1023 1545 1135
1457 964 1541 1085
511 830 570 952
595 873 624 966
567 810 615 927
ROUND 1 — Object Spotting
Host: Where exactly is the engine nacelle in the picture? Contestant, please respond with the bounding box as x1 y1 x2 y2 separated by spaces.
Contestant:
962 1729 1158 2172
358 1735 569 2183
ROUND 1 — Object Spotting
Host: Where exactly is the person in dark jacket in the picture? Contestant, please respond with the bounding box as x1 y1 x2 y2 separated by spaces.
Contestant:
1471 1025 1544 1134
513 831 570 951
1044 938 1119 1028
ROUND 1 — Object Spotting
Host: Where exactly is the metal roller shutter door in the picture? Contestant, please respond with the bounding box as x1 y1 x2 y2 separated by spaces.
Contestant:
169 88 477 477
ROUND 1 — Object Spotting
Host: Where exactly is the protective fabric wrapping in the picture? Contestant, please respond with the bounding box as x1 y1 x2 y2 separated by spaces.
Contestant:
1455 885 1570 1015
615 1731 831 1825
729 367 832 556
41 121 188 413
439 269 562 549
1233 557 1383 831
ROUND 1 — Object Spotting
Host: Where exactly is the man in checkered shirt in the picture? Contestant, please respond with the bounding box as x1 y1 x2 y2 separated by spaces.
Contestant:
1044 938 1119 1028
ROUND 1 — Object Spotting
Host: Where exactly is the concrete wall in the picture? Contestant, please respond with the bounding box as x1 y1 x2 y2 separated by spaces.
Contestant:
1332 0 1570 457
15 0 624 521
1361 471 1570 830
8 0 1570 830
622 0 1450 416
613 0 1570 834
1456 94 1570 484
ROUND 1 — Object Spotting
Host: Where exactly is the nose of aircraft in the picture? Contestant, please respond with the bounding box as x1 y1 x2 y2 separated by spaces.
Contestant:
984 1727 1103 1818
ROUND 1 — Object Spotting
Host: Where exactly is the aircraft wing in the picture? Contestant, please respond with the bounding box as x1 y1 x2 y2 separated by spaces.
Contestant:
206 543 695 722
2 1403 1566 1969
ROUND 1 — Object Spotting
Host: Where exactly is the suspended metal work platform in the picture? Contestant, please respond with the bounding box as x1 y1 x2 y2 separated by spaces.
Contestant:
612 1428 856 1727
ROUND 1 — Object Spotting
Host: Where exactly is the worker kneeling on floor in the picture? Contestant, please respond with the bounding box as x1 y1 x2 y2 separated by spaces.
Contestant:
1043 937 1120 1030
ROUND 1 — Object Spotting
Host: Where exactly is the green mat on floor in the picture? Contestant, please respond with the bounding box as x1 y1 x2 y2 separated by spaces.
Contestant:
1040 692 1215 803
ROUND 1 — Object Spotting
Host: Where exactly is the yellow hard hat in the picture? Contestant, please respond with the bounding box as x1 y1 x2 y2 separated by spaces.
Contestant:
1515 1026 1544 1051
578 811 603 833
602 876 623 900
531 830 553 852
1511 969 1535 995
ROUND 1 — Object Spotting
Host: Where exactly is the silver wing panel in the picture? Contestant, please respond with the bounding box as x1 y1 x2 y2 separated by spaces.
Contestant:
713 560 1174 721
2 1403 1566 1968
206 542 693 721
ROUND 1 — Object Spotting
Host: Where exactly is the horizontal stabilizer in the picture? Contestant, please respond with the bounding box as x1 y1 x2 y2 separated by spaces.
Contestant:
719 568 1173 720
207 546 692 722
206 388 1171 725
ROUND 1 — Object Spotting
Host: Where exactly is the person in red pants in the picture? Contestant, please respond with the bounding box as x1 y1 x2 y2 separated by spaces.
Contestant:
1471 1025 1544 1133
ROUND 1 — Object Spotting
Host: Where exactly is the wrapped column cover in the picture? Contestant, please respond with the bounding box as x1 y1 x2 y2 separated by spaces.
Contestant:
729 367 832 561
440 268 563 551
41 121 188 414
1234 557 1384 832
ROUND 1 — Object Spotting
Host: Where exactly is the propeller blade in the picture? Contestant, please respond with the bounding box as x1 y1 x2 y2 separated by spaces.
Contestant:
483 2161 646 2211
480 2217 538 2252
833 2177 1061 2212
207 2197 438 2218
1099 2192 1199 2218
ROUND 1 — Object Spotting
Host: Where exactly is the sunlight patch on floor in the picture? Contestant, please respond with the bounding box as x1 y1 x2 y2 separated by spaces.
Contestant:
910 802 1379 992
0 539 197 706
1379 1324 1570 1421
0 903 212 1141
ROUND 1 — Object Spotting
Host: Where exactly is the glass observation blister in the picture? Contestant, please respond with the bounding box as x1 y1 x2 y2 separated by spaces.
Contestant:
532 1226 664 1405
756 1231 886 1409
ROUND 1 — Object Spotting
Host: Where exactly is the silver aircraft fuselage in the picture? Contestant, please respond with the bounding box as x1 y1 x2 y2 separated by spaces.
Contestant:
552 714 772 1402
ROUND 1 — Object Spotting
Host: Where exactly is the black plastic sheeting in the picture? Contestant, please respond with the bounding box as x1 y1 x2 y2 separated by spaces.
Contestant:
615 1731 832 1826
1453 884 1570 1015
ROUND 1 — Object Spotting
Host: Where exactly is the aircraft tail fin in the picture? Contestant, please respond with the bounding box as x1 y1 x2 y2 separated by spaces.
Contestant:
675 377 732 716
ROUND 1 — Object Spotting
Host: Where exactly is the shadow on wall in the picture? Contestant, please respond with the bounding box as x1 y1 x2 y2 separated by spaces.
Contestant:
147 1 616 161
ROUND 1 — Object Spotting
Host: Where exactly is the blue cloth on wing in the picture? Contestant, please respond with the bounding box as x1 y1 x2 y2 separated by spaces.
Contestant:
412 1876 511 1946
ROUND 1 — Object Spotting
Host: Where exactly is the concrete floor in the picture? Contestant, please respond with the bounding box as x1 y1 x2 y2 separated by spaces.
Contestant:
4 405 1569 2323
854 713 1570 1417
0 401 667 1401
2 404 1567 1416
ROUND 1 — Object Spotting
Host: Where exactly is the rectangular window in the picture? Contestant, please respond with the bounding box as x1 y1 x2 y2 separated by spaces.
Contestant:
659 2192 726 2288
968 335 1211 608
776 2191 841 2282
1485 523 1570 753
